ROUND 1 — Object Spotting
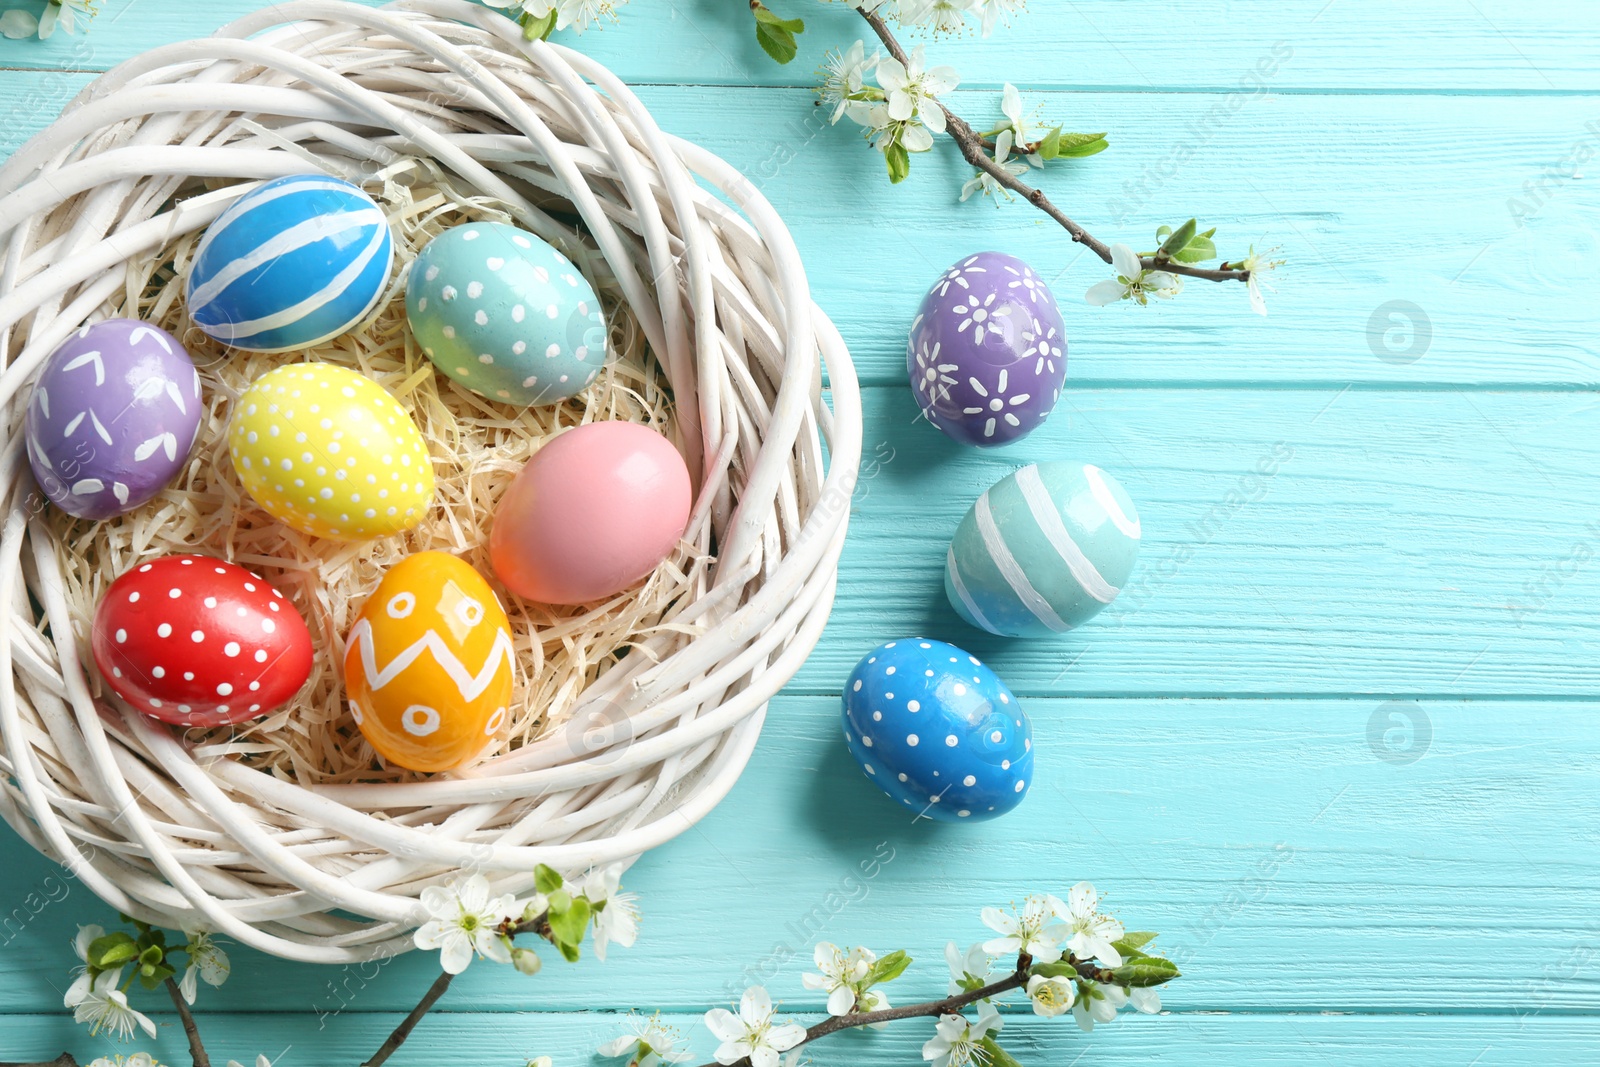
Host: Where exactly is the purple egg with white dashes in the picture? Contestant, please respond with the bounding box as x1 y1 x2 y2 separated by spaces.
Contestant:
906 251 1067 447
26 319 202 520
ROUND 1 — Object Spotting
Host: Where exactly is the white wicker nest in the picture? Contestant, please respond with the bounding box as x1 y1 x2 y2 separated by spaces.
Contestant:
0 0 861 962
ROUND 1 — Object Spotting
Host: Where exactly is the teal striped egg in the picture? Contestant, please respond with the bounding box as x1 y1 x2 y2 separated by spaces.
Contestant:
405 222 607 406
186 175 394 352
945 462 1141 638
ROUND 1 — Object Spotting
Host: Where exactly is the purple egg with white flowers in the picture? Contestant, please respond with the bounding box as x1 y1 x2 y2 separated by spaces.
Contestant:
842 638 1033 823
907 251 1067 447
25 319 202 520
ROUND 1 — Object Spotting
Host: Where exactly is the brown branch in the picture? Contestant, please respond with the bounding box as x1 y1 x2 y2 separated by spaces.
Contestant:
857 9 1250 285
689 954 1118 1067
164 978 211 1067
0 1056 80 1067
362 970 456 1067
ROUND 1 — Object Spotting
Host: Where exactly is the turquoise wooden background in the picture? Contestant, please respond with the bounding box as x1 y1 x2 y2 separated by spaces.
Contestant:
3 1 1599 1063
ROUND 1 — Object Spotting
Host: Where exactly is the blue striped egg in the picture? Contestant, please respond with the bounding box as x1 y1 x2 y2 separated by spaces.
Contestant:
945 462 1140 638
842 639 1033 823
186 175 393 352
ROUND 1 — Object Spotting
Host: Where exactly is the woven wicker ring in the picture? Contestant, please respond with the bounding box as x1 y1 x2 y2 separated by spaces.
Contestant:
0 0 861 963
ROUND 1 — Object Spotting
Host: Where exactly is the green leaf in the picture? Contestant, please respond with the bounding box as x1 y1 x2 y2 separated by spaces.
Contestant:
885 142 911 184
137 944 165 967
534 864 564 895
978 1036 1026 1067
556 938 581 963
752 3 804 65
1036 126 1064 160
1113 931 1160 954
520 9 556 40
1051 132 1109 158
1157 219 1198 260
547 896 592 952
89 932 138 969
1172 235 1217 264
1109 956 1182 988
1029 960 1080 980
867 950 912 986
137 962 176 990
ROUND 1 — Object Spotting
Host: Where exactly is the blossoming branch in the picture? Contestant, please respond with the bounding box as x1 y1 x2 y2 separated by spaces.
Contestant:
7 870 1177 1067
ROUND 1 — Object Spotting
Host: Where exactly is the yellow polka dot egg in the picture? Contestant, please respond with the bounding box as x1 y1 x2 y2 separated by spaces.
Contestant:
228 364 434 540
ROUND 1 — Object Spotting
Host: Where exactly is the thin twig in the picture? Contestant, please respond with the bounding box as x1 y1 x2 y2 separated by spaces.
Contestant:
362 970 456 1067
690 954 1116 1067
857 9 1250 285
164 978 212 1067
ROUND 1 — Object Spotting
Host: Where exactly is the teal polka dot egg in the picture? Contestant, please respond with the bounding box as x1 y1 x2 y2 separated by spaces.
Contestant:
945 462 1141 638
406 222 607 406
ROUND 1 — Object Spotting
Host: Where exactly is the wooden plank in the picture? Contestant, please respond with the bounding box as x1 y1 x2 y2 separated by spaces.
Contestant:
4 696 1599 1016
791 384 1600 695
0 70 1594 387
1 0 1598 92
5 1005 1600 1065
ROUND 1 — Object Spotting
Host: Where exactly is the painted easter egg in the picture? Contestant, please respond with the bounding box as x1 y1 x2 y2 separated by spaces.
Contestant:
228 364 434 541
25 319 202 520
91 555 313 727
490 421 691 605
945 462 1140 639
406 222 608 406
186 175 393 352
842 638 1032 822
907 252 1067 447
345 552 515 772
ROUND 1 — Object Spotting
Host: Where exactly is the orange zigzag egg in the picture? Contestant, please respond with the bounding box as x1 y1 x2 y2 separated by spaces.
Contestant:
345 552 514 772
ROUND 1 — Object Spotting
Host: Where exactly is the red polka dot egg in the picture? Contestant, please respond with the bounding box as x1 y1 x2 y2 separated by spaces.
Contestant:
91 554 314 727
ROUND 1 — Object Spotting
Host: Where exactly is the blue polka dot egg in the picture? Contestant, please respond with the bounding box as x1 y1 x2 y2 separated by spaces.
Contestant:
186 175 394 352
405 222 608 406
842 639 1033 822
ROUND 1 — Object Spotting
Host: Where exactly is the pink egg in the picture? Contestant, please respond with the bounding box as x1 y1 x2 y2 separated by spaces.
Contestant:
490 422 692 605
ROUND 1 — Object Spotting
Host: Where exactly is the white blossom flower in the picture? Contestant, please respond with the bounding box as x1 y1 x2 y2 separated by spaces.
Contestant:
413 874 517 974
556 0 626 31
598 1013 692 1066
899 0 977 33
920 1002 1002 1067
819 41 880 124
65 923 104 1006
875 45 958 134
1025 973 1077 1017
1239 244 1283 316
178 931 230 1005
1054 882 1124 965
483 0 624 32
944 941 992 995
1071 981 1127 1032
511 946 543 975
801 941 878 1016
88 1056 163 1067
999 83 1045 153
1128 986 1162 1014
581 865 640 962
527 1059 553 1067
980 894 1066 963
704 986 807 1067
960 130 1031 203
976 0 1026 35
1085 244 1183 306
67 969 157 1041
224 1057 272 1067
